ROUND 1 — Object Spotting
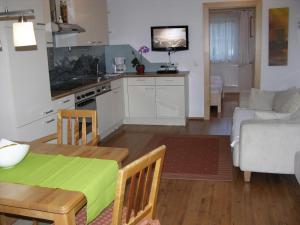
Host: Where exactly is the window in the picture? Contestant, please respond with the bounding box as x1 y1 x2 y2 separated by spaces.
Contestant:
210 12 240 63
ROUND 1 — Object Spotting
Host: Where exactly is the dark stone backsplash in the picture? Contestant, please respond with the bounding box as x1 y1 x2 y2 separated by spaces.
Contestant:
47 46 106 84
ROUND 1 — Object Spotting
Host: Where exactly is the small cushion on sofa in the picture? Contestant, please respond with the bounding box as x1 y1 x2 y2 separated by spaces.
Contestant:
248 88 275 111
278 92 300 113
254 111 291 120
273 87 297 112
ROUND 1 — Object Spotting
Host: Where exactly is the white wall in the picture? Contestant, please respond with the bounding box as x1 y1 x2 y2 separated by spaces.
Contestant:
261 0 300 90
0 0 17 138
107 0 300 117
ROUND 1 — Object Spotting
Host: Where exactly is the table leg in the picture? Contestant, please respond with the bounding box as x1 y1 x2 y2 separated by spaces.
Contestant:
53 212 76 225
244 171 252 182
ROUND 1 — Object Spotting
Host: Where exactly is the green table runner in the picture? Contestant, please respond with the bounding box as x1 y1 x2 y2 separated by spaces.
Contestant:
0 152 118 223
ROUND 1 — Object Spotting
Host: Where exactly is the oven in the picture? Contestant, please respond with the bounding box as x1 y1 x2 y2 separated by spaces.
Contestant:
75 82 111 133
75 82 111 110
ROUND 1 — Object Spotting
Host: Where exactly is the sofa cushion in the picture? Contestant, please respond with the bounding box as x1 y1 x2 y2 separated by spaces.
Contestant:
254 111 291 120
273 87 297 112
278 92 300 113
248 88 275 111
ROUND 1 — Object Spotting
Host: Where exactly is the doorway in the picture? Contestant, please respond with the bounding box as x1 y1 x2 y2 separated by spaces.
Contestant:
203 0 262 120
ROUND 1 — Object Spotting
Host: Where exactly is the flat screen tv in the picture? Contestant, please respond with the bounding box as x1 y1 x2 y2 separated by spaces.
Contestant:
151 26 189 52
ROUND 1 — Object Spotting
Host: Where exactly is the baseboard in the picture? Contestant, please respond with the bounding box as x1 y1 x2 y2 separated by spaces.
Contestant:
188 117 204 121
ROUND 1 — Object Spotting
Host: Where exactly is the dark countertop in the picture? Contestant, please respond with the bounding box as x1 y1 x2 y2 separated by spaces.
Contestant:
51 71 189 100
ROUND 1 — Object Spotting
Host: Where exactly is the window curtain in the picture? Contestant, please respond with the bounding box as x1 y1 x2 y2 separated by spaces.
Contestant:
210 11 240 63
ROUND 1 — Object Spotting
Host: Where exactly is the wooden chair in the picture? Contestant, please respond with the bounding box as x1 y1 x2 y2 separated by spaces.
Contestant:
33 109 99 146
75 145 166 225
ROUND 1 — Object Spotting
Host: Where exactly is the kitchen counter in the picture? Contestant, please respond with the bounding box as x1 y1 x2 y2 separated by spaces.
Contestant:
51 71 189 100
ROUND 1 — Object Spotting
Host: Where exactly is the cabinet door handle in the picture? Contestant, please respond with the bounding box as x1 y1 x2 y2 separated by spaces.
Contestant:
43 109 54 115
45 119 55 124
62 99 71 104
145 87 154 90
36 22 45 26
164 79 174 82
157 87 167 90
136 79 145 82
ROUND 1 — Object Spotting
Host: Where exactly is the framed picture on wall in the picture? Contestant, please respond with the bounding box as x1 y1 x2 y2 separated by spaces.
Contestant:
269 7 289 66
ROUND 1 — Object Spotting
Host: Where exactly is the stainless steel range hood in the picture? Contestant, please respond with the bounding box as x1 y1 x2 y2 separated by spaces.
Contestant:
51 22 85 34
49 0 85 34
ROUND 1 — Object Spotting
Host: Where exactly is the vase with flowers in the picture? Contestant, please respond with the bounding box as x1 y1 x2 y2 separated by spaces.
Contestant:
131 45 149 74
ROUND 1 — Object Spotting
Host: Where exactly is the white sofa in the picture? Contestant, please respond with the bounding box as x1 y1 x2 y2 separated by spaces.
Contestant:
296 151 300 184
231 88 300 182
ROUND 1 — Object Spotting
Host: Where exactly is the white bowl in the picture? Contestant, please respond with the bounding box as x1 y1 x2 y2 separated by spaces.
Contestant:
0 139 29 168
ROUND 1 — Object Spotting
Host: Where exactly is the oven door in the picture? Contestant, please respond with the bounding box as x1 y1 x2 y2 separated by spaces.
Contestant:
75 97 96 110
75 97 96 136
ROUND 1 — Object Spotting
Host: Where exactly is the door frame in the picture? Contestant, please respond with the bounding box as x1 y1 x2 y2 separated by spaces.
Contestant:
203 0 262 120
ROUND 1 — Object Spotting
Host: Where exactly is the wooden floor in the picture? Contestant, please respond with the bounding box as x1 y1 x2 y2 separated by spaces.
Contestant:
101 93 300 225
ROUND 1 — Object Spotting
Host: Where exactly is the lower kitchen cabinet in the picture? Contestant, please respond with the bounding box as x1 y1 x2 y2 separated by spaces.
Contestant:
128 86 156 119
156 86 185 118
112 87 124 127
16 114 57 142
96 81 124 140
97 91 114 139
124 75 188 126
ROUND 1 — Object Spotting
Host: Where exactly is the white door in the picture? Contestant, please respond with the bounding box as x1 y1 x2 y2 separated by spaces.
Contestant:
156 86 185 118
128 86 156 118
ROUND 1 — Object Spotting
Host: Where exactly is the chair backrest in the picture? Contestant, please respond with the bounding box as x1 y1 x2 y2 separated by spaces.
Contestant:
111 145 166 225
57 109 99 146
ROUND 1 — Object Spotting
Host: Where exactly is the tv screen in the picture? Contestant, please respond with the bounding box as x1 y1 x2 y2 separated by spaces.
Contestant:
151 26 189 52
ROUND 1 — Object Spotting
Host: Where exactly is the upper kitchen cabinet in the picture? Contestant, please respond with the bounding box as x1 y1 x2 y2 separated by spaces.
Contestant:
54 0 109 47
72 0 108 46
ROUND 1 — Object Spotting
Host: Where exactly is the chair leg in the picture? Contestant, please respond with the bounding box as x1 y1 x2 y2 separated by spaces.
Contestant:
33 220 39 225
244 171 251 182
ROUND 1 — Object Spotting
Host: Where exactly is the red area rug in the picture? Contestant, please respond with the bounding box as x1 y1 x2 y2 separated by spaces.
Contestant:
146 135 232 181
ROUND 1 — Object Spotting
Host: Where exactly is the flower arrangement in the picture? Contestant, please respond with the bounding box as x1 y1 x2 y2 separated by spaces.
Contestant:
131 45 150 68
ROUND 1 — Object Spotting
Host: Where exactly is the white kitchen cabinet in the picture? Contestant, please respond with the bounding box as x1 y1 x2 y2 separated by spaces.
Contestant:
6 27 52 127
72 0 108 45
111 80 124 128
124 75 188 125
128 86 156 119
156 86 185 118
52 94 75 112
96 91 114 139
16 114 57 142
56 0 108 47
96 79 124 140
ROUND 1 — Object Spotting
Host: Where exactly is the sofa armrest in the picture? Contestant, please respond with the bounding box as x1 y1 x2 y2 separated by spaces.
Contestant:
295 151 300 184
239 120 300 174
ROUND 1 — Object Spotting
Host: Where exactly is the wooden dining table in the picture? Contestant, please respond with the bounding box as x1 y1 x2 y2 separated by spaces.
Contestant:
0 142 129 225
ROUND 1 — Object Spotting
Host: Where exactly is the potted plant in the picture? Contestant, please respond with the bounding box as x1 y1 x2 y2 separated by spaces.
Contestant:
131 45 149 74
